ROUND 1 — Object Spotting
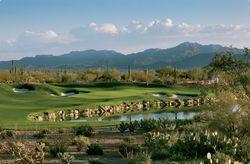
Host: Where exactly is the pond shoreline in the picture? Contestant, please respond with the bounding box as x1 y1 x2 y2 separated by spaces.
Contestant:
30 98 217 122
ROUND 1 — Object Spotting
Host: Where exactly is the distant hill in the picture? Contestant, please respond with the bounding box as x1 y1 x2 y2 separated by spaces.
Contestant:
0 42 242 70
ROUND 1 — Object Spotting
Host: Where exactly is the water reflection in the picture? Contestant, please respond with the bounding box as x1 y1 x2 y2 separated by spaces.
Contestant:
67 111 196 123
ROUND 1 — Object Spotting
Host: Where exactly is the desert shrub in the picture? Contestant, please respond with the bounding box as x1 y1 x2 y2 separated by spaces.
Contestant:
144 132 170 160
57 152 74 164
1 130 15 139
75 126 94 137
117 122 128 133
73 136 90 151
211 152 231 163
1 141 45 164
117 119 193 133
169 131 240 160
49 144 67 158
119 141 142 158
86 144 104 155
48 136 70 157
128 122 135 132
34 129 50 139
151 149 170 160
126 152 151 164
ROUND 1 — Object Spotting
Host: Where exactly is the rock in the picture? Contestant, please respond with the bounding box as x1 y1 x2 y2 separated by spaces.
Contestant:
176 99 184 107
36 115 44 122
58 110 65 121
169 101 176 107
48 113 56 122
187 99 194 107
69 110 75 120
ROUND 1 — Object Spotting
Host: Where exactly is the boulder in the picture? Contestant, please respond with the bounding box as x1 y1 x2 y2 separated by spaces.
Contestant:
48 113 56 122
169 101 176 107
58 110 65 121
187 99 194 107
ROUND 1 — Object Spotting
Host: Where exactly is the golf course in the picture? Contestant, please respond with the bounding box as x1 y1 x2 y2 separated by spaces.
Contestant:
0 83 210 129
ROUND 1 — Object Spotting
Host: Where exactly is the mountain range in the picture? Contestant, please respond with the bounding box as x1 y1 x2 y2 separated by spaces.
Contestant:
0 42 242 70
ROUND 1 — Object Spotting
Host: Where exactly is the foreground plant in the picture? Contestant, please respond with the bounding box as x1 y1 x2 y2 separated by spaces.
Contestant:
86 143 104 155
73 135 90 151
57 152 74 164
1 140 45 164
74 125 94 137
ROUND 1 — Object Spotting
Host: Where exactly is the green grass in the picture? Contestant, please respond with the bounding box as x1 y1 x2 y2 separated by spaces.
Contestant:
0 82 205 129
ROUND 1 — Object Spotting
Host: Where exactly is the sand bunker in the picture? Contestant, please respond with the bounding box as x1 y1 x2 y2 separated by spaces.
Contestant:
153 93 193 99
153 93 167 97
51 91 89 97
12 88 31 93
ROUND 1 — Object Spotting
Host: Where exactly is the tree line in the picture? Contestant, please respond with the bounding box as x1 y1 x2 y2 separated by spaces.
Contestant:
0 48 249 87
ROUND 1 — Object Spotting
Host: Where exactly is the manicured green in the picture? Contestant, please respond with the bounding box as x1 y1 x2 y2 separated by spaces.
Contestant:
0 83 207 129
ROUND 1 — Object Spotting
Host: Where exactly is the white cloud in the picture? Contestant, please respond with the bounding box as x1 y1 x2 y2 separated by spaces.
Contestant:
148 20 160 27
164 18 173 27
130 20 144 30
88 22 118 34
20 30 72 44
1 18 250 60
0 30 74 60
121 27 128 33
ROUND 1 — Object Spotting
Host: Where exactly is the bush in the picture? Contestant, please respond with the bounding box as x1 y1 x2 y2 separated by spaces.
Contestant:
126 153 151 164
86 144 104 155
34 129 50 139
168 131 240 160
57 152 74 164
49 144 67 158
73 136 90 151
128 122 135 132
1 130 15 139
75 126 94 137
117 122 128 133
144 132 170 160
48 136 70 157
119 142 142 158
212 152 231 163
151 149 170 160
139 120 157 132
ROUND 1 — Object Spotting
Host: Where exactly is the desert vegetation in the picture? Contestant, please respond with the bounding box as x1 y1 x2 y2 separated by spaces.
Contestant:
0 50 249 163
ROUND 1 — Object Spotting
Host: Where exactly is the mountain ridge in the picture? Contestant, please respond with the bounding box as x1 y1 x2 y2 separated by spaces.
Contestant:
0 42 242 70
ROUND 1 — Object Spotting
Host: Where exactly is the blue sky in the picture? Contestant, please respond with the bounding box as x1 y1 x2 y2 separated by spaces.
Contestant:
0 0 250 60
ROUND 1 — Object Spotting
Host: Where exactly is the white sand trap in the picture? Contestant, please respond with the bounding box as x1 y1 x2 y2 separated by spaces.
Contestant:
51 91 88 97
153 93 167 97
12 88 30 93
153 93 193 99
169 94 193 99
61 92 76 97
169 94 178 99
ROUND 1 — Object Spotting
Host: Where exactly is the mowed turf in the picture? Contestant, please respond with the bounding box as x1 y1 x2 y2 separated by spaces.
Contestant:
0 83 201 129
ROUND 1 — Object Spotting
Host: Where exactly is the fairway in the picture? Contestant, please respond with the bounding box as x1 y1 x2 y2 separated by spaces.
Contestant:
0 83 202 129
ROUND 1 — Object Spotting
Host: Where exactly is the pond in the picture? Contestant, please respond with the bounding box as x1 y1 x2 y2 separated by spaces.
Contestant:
67 111 197 123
